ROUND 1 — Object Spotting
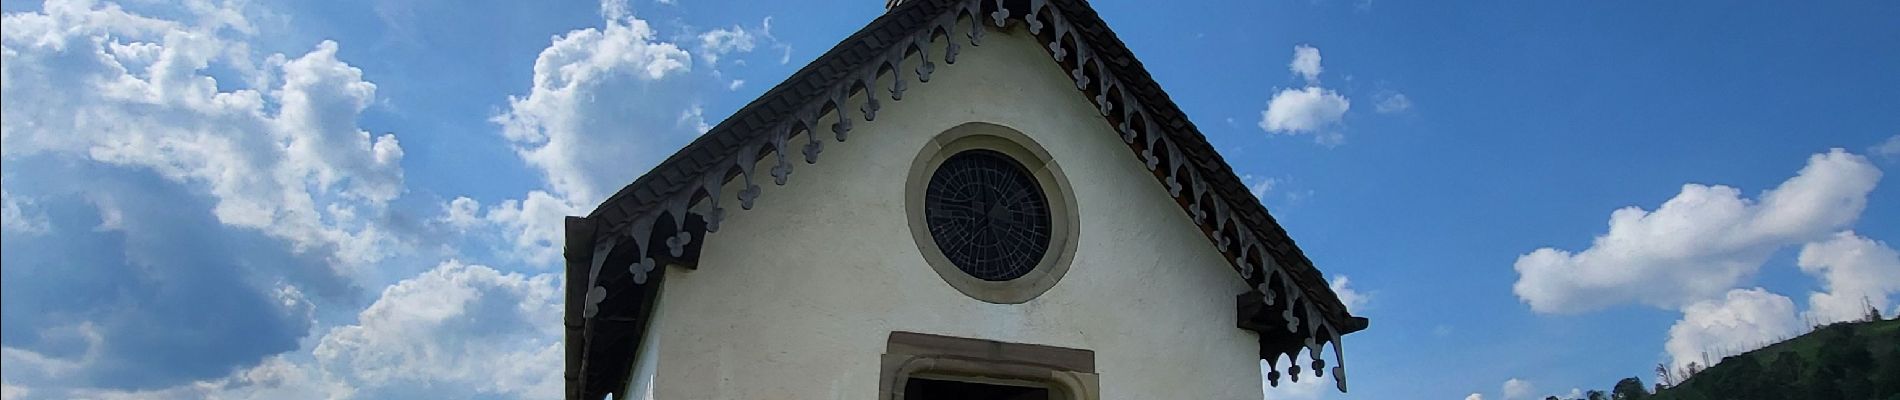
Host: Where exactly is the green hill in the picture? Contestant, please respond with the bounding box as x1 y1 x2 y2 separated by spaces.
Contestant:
1621 318 1900 400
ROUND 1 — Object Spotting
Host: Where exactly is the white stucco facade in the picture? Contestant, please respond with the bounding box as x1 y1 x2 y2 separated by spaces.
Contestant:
632 22 1264 400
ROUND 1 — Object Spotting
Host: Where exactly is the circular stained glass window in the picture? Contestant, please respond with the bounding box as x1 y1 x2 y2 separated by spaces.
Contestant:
923 149 1053 281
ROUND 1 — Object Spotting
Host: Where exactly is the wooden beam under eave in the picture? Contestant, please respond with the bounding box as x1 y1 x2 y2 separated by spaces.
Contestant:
562 216 597 400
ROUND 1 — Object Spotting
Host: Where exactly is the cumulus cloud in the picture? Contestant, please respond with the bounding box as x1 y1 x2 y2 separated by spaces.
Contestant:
483 190 585 266
1260 45 1352 145
4 261 562 399
1 0 758 397
1466 393 1484 400
0 0 426 391
1663 288 1802 369
2 0 405 270
487 4 755 265
1513 149 1882 313
492 10 695 206
0 138 340 392
1260 87 1350 136
1289 44 1322 84
1796 231 1900 323
440 196 482 231
312 260 563 398
1501 378 1532 400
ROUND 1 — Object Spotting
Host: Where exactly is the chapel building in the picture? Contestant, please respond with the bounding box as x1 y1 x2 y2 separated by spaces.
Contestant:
562 1 1369 399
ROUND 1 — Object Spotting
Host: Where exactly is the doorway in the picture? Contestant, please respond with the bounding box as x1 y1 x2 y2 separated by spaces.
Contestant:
904 378 1053 400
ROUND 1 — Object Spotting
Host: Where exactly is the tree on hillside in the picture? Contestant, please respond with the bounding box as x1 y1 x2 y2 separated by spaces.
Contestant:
1611 377 1648 400
1655 363 1677 388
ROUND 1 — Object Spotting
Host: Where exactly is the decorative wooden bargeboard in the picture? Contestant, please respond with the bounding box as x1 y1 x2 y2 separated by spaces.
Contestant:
562 1 1370 399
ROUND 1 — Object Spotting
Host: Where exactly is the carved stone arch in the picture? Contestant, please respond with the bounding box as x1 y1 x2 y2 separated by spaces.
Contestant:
616 214 660 287
846 77 880 122
904 38 936 83
1051 28 1078 66
693 174 726 233
821 94 853 142
1280 279 1307 334
1308 324 1337 378
767 125 794 185
1095 78 1120 116
984 0 1010 27
1026 0 1057 36
960 3 985 46
1238 240 1265 280
734 142 766 209
1072 47 1099 91
1217 216 1241 254
1155 151 1185 200
792 112 823 164
1195 181 1222 228
1119 108 1146 144
874 57 907 101
649 209 684 257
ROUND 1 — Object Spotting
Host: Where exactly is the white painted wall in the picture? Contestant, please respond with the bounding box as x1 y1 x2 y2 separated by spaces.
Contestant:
632 22 1263 400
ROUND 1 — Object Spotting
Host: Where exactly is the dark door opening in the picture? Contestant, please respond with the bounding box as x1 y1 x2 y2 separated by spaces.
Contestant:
904 377 1052 400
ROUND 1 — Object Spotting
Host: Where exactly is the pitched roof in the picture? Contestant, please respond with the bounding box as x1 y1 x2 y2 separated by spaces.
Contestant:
564 1 1368 398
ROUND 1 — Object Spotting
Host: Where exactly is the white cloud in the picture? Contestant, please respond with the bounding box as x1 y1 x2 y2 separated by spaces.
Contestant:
1501 378 1533 400
727 79 745 90
680 104 712 135
484 190 584 266
1874 134 1900 159
1289 44 1322 84
1330 275 1370 311
50 356 349 400
1 0 405 270
1260 45 1352 146
1260 87 1350 135
1663 288 1801 369
1374 91 1411 114
312 260 563 398
492 11 696 207
1512 149 1882 313
1244 174 1280 198
5 261 562 399
1465 393 1484 400
1 188 48 234
601 0 630 20
1796 231 1900 323
441 196 482 231
697 25 757 66
2 380 28 400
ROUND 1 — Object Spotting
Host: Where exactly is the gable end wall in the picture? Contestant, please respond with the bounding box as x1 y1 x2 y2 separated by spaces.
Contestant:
635 24 1263 400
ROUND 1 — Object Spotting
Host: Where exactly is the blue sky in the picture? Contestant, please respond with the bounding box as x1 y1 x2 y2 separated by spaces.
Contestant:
2 0 1896 399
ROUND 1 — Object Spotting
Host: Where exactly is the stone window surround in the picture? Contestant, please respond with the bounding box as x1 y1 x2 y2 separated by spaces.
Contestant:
879 331 1100 400
905 122 1082 304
